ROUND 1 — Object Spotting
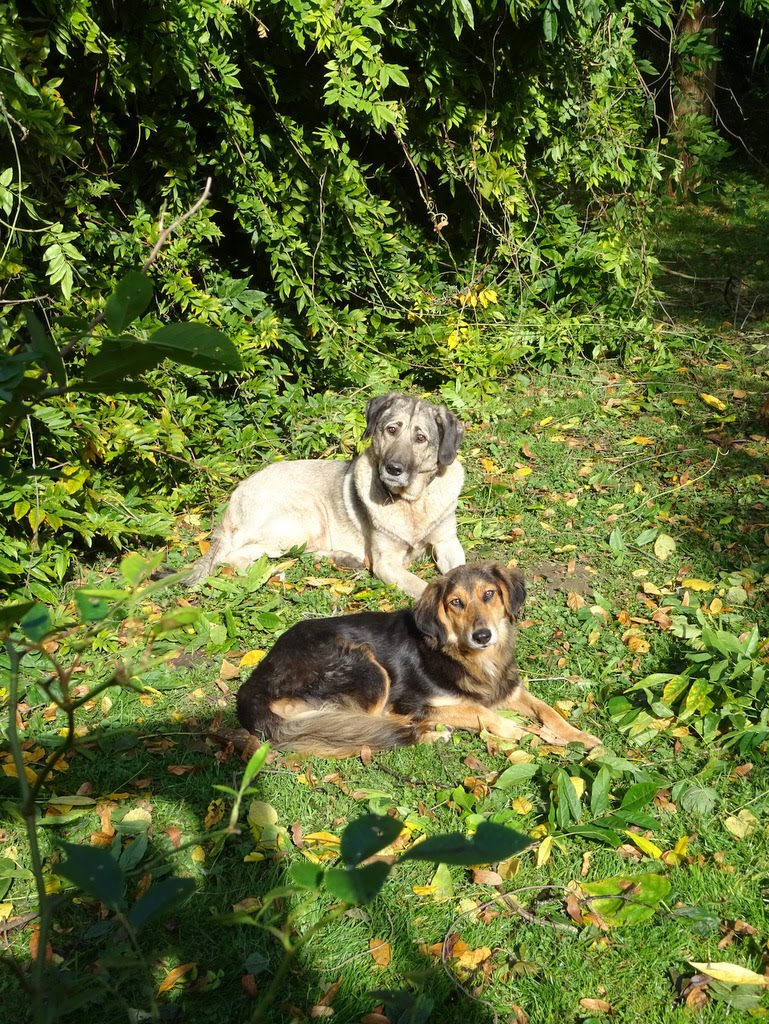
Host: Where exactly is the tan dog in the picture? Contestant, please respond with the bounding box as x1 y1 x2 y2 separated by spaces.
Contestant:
187 393 465 598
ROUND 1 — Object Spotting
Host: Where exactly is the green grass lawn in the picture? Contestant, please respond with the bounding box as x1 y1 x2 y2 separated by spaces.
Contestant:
2 185 769 1023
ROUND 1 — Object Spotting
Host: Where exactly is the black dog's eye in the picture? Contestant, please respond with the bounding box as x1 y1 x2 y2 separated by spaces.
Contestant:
386 425 398 436
482 589 496 602
449 596 464 609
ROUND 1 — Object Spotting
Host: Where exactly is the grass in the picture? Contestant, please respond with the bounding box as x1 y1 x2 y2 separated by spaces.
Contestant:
2 181 769 1023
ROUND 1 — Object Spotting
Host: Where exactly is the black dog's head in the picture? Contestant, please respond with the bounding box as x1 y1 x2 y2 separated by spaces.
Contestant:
413 563 525 652
363 393 464 499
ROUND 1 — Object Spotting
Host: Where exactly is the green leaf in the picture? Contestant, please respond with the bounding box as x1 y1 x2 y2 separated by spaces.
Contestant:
290 861 325 891
608 527 626 557
0 601 35 631
635 527 658 546
80 335 166 384
619 782 658 815
147 323 241 372
671 905 720 935
241 743 271 790
104 271 153 333
324 861 392 904
243 951 270 975
401 822 530 866
555 770 581 829
493 762 538 789
678 782 719 816
372 990 434 1024
564 824 623 847
581 872 671 927
340 814 404 866
118 833 149 872
126 877 196 930
453 0 474 29
590 765 612 817
20 603 53 641
74 588 112 622
55 841 125 911
543 4 558 41
120 551 165 586
24 309 66 386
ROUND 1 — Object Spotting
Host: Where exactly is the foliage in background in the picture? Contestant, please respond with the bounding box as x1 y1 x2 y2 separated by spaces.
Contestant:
1 0 768 590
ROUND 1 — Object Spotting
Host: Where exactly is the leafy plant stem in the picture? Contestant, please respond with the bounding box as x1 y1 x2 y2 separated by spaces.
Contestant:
249 903 348 1024
4 639 52 1024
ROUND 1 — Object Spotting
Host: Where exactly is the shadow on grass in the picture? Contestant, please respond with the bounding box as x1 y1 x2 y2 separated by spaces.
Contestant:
1 712 506 1024
653 171 769 331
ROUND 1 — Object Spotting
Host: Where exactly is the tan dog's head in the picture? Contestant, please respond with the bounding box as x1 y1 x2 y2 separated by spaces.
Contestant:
413 563 525 653
363 393 464 501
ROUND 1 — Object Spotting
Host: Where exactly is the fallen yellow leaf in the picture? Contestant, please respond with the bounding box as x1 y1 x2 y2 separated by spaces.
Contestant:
303 831 341 845
624 831 662 859
724 809 759 840
654 534 676 562
239 650 265 668
661 835 691 867
680 578 715 592
535 835 553 867
698 392 727 412
688 961 768 986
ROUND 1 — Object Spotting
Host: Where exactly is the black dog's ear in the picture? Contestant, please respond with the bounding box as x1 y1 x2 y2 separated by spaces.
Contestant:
490 564 526 620
434 405 465 466
363 393 399 440
412 579 448 649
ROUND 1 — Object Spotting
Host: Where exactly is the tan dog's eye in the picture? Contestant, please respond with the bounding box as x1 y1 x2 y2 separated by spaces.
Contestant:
415 432 427 443
448 596 464 609
386 425 398 436
482 589 496 602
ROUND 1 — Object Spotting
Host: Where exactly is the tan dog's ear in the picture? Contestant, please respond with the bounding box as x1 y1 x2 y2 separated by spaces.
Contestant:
433 405 465 466
490 564 526 620
363 393 399 440
412 579 447 648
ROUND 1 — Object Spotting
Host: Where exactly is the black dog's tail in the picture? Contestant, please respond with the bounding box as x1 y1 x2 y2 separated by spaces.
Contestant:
260 709 419 757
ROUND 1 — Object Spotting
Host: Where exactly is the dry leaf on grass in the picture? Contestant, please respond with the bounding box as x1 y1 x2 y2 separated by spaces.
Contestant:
579 997 613 1013
240 973 258 998
456 945 492 968
369 939 392 967
157 962 196 994
472 868 502 886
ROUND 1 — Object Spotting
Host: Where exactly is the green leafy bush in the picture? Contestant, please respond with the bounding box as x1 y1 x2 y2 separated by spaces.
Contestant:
613 608 769 752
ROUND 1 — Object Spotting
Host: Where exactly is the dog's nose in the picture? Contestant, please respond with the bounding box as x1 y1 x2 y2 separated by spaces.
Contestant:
472 628 492 646
385 461 404 477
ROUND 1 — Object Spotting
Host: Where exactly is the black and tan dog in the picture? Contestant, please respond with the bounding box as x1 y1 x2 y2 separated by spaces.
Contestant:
236 564 601 756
